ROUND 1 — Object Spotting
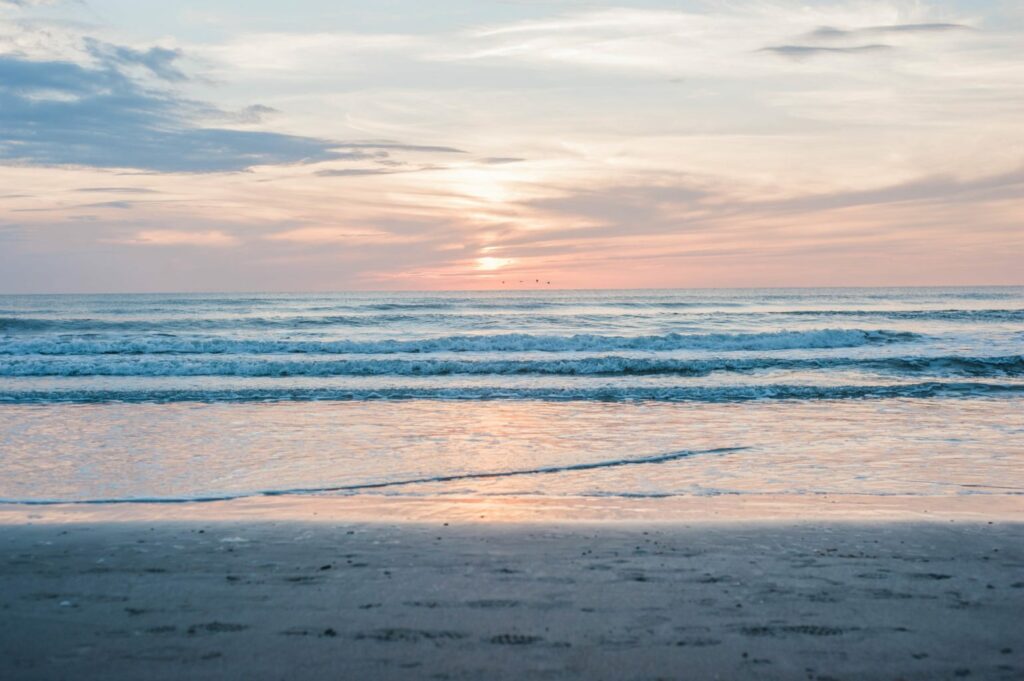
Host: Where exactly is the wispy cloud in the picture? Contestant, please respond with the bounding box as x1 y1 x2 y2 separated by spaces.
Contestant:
808 23 972 40
315 168 405 177
0 0 71 6
124 230 238 246
315 165 444 178
479 157 525 165
265 227 413 244
76 187 162 194
84 37 188 82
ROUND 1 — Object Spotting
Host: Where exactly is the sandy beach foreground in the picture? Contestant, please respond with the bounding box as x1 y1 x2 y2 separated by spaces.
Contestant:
1 499 1022 681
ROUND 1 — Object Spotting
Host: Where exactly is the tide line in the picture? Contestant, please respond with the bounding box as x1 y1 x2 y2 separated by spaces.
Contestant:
0 446 748 506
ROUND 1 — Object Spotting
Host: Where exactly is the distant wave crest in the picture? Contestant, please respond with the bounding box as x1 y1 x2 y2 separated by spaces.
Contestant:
0 328 919 355
0 354 1019 378
2 308 1020 333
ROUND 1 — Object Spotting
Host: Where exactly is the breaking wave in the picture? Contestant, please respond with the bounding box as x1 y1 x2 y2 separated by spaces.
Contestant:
0 329 919 355
2 309 1020 333
0 354 1019 377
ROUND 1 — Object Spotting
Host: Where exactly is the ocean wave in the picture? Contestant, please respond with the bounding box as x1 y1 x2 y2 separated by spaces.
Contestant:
0 355 1019 377
0 329 919 355
2 308 1019 334
1 381 1019 404
0 315 400 332
48 298 744 314
780 309 1024 321
303 300 749 311
0 312 708 332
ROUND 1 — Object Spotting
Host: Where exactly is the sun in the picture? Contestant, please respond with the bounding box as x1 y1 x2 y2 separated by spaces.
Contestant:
475 256 515 271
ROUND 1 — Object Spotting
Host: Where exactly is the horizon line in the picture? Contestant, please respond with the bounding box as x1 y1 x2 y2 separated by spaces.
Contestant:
1 283 1022 297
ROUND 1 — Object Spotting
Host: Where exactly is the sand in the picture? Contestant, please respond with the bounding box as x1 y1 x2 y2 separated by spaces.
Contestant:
1 500 1022 680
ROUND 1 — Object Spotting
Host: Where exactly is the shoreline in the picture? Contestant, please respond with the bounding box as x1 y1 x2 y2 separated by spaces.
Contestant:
2 492 1023 525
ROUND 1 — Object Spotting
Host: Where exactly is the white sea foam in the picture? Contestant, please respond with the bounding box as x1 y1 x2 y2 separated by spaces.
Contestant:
0 354 1019 377
0 328 919 356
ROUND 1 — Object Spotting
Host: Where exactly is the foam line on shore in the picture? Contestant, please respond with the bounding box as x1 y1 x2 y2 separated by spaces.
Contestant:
0 447 746 506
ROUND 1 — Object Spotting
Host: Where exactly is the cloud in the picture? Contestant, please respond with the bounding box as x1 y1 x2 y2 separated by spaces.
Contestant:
235 104 277 123
754 166 1024 214
764 22 974 61
265 227 408 244
339 143 465 153
315 168 404 177
480 157 525 165
0 0 69 6
85 37 188 82
315 164 444 177
808 24 971 40
760 44 893 59
0 54 345 172
490 163 1024 268
78 200 136 209
527 183 710 225
124 230 238 246
76 187 161 194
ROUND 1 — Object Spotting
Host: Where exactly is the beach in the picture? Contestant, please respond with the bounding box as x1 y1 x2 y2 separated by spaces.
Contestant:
2 289 1022 678
2 497 1022 680
4 0 1024 673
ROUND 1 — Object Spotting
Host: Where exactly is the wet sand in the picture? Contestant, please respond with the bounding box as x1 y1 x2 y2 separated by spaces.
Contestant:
1 505 1022 680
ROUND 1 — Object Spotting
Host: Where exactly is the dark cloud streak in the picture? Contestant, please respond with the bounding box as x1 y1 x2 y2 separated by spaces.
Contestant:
480 157 526 165
808 23 971 40
760 44 893 59
341 142 466 153
76 187 162 194
315 168 406 177
315 165 446 177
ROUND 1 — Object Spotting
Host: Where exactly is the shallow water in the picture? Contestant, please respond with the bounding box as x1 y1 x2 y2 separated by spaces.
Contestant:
0 287 1021 503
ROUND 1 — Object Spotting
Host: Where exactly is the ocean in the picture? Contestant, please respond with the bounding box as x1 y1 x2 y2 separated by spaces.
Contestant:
1 287 1022 504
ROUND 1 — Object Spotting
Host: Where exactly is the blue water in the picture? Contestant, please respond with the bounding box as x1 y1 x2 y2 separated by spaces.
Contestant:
0 287 1022 403
0 288 1021 503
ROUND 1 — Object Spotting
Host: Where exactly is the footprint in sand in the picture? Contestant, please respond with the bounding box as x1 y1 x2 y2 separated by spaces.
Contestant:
187 622 249 634
741 625 848 637
356 628 465 642
489 634 543 645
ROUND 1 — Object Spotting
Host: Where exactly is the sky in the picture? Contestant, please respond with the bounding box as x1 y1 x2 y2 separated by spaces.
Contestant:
0 0 1022 292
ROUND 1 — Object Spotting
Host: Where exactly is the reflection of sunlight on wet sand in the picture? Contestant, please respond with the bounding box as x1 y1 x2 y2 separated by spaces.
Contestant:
1 400 1022 506
3 493 1023 526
